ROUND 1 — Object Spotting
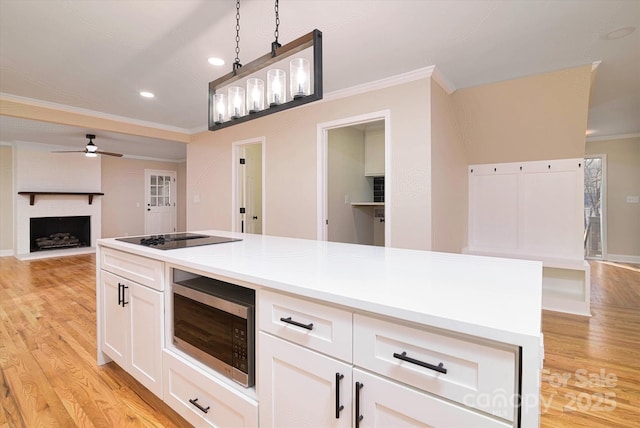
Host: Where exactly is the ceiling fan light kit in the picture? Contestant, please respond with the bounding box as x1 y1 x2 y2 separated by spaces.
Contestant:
52 134 123 157
208 0 322 131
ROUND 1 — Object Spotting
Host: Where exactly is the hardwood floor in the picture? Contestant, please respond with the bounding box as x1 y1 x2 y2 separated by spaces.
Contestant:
1 254 638 427
540 261 640 428
0 254 191 428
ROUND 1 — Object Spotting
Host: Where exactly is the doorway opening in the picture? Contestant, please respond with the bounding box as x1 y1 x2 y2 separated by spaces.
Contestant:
584 155 606 259
232 138 265 234
144 169 177 235
317 110 390 246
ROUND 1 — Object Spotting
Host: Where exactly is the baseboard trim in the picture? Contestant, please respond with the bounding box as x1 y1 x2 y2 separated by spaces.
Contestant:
0 249 15 257
607 254 640 264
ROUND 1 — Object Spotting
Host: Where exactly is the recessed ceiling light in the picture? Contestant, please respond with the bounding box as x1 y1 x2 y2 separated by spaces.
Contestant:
601 26 636 40
208 57 225 66
140 91 155 98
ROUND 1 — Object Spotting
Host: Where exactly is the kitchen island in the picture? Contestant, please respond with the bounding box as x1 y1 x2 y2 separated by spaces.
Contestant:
97 231 543 427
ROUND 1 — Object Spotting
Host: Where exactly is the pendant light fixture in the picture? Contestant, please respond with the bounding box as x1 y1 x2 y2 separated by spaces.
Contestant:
208 0 322 131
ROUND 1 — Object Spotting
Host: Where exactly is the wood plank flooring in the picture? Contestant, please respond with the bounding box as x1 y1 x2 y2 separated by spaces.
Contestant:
1 254 639 427
0 254 191 428
540 261 640 428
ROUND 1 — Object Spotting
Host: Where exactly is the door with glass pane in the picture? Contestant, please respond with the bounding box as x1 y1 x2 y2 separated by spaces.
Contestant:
145 169 177 235
584 156 606 259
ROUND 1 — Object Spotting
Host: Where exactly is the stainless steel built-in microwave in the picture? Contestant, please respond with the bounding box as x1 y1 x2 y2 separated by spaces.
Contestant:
172 277 255 387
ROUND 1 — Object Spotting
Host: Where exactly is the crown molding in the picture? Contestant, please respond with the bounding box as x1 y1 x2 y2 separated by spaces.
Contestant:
324 65 457 102
0 92 191 135
587 132 640 142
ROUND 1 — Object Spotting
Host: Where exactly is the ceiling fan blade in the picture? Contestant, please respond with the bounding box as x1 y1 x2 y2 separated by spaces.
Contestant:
96 150 123 157
51 150 85 153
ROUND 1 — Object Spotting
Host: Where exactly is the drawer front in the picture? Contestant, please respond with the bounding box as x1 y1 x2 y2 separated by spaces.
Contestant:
163 351 258 428
354 314 518 422
101 247 164 290
354 368 511 428
259 290 353 362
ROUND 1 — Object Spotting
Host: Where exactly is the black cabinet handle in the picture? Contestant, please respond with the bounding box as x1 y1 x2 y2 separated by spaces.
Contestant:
393 351 447 374
355 381 364 427
118 283 123 306
280 316 314 330
335 373 344 418
121 285 129 307
189 398 210 414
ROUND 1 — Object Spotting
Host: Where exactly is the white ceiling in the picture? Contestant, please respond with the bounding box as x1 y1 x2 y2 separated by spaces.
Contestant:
1 0 638 160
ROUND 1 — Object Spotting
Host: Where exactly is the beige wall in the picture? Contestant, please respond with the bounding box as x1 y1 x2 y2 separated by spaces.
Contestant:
430 80 468 253
188 78 432 250
0 146 13 253
453 65 592 164
101 157 186 238
586 136 640 259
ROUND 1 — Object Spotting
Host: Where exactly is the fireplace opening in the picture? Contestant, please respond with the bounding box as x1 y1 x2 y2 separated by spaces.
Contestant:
30 216 91 252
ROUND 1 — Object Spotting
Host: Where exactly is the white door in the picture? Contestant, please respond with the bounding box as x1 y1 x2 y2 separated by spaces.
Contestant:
234 141 263 234
145 169 177 235
259 332 352 428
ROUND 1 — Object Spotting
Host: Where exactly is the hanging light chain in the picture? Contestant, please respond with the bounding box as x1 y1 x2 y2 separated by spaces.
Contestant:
274 0 280 45
234 0 241 71
271 0 281 56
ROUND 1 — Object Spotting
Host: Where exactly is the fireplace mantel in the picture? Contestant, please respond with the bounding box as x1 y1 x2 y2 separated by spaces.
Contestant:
18 192 105 206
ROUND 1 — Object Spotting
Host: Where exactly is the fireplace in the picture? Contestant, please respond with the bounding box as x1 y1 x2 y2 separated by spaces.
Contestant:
30 216 91 253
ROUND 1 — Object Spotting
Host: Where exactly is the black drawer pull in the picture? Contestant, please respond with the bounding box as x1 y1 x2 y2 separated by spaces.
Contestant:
121 285 129 307
355 381 364 427
118 283 124 306
189 398 210 414
393 351 447 374
335 373 344 418
280 316 314 330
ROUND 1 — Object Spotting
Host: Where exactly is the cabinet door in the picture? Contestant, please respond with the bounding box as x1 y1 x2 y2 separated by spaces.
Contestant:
259 333 352 428
101 271 127 367
353 369 511 428
128 282 163 397
364 131 384 176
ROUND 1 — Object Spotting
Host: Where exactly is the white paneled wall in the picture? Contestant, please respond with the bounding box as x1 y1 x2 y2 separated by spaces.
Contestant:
465 158 590 316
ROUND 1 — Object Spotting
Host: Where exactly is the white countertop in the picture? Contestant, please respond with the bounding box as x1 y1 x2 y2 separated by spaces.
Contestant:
98 231 543 346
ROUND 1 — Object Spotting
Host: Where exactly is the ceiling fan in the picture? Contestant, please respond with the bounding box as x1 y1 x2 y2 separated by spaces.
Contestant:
53 134 123 157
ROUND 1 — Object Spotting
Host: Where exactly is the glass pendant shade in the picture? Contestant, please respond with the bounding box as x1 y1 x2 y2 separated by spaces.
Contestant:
247 78 265 113
290 58 310 99
209 29 322 131
213 93 228 124
228 86 245 119
267 69 286 107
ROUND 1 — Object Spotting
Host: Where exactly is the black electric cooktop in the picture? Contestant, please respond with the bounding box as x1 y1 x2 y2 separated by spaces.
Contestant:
116 233 241 250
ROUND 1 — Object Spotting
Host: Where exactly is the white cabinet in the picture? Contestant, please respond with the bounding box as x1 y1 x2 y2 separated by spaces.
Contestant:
259 291 521 427
163 350 258 427
353 369 511 428
364 129 384 176
259 333 352 428
100 251 164 398
259 290 353 361
354 314 518 421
